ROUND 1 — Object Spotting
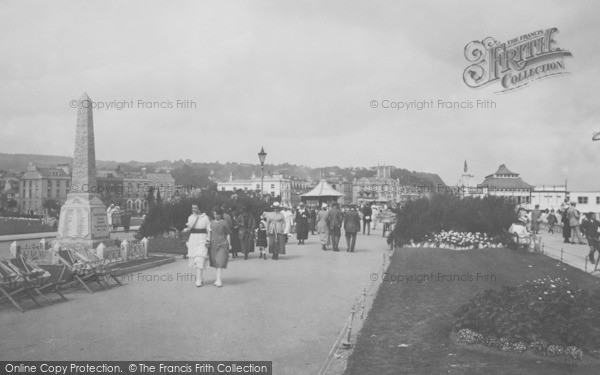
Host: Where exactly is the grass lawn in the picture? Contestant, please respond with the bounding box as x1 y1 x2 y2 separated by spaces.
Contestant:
345 247 600 375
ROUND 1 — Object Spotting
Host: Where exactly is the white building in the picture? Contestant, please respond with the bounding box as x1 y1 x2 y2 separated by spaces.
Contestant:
528 185 567 211
217 172 293 207
568 191 600 216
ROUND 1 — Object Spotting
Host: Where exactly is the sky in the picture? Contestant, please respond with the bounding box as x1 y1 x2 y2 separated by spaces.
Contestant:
0 0 599 189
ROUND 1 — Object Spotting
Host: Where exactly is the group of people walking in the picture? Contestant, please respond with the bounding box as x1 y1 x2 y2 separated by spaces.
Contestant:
516 199 600 264
182 200 386 287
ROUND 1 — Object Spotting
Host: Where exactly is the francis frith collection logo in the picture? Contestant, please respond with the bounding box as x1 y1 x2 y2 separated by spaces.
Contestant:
463 27 572 92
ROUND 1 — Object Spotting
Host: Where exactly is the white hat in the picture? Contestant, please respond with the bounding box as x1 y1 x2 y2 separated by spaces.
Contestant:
272 202 281 208
322 203 328 208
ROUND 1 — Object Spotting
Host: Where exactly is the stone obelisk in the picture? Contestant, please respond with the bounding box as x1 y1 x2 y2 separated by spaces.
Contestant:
57 93 111 248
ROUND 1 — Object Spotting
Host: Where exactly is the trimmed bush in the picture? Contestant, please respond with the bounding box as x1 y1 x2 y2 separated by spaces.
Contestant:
137 192 271 238
391 194 516 246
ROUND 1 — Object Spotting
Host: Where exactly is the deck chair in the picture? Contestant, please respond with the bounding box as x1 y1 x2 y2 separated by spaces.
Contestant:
69 248 122 287
55 249 103 293
0 259 40 312
8 256 68 304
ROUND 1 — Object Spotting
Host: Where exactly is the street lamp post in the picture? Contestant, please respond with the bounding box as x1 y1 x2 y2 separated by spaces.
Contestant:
258 147 267 201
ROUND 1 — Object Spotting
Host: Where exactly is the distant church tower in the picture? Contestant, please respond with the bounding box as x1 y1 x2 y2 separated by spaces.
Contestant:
376 165 391 179
459 159 475 194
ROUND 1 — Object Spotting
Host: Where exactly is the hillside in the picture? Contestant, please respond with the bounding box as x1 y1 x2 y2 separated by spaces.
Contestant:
0 153 446 187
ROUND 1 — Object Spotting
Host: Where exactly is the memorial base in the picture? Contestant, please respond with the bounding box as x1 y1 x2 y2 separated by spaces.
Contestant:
56 193 111 249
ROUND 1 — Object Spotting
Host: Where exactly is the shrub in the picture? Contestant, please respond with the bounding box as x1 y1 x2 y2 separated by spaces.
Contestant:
453 277 600 353
391 194 516 246
137 192 271 238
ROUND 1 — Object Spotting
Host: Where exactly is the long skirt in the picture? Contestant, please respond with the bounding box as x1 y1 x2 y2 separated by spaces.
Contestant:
268 233 286 255
296 219 309 240
187 233 208 270
209 240 229 269
319 231 331 246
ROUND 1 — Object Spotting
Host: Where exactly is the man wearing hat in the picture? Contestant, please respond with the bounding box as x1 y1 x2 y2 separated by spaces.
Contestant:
265 202 287 259
344 204 361 252
327 202 344 251
316 203 331 250
567 202 586 245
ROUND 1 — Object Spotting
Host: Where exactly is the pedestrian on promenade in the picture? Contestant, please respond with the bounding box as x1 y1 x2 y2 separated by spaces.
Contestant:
182 203 211 287
344 204 361 252
547 209 557 236
560 209 571 244
327 202 344 252
309 205 317 235
295 203 310 245
256 215 268 260
316 203 331 250
531 204 542 234
209 207 231 287
265 202 287 260
362 203 372 235
567 202 586 245
581 212 600 263
221 205 237 258
236 205 256 260
282 206 293 244
371 204 379 231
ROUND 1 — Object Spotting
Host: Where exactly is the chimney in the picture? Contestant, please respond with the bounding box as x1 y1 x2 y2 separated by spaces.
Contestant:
251 171 256 180
229 172 233 182
141 167 147 178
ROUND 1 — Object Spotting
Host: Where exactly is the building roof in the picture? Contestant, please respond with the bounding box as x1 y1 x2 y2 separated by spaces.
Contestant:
478 177 532 190
21 167 69 179
485 164 519 178
301 180 343 197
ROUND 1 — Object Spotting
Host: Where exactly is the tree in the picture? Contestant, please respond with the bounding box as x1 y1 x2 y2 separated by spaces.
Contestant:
146 186 155 208
156 188 162 206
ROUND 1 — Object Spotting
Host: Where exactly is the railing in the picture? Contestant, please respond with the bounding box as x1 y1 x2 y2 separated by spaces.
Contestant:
541 242 600 273
318 242 395 375
8 237 149 265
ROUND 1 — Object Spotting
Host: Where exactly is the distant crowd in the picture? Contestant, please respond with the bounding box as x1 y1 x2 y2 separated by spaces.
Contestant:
180 201 396 287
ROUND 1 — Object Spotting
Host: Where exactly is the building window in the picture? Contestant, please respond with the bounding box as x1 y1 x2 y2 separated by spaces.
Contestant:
271 184 275 189
256 184 260 189
578 196 588 204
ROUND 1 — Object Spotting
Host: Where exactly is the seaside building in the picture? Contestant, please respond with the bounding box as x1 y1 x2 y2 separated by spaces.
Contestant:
477 164 532 206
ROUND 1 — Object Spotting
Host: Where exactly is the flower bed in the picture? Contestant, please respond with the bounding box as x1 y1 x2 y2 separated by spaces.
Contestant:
453 277 600 359
404 230 503 250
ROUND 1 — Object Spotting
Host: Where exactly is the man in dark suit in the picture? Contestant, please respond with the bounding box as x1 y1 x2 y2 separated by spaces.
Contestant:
344 204 361 252
326 202 344 251
362 203 372 235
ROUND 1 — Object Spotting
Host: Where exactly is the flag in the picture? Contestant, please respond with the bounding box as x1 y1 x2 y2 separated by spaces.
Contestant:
463 159 468 173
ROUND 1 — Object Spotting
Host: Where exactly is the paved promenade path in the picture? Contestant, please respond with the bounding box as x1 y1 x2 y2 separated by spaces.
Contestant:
0 230 388 375
535 225 600 276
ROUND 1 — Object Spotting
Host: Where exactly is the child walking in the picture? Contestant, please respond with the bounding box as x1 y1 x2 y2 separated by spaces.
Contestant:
256 216 268 260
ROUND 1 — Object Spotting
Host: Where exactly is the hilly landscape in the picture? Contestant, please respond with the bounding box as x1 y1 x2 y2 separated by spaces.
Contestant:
0 153 445 187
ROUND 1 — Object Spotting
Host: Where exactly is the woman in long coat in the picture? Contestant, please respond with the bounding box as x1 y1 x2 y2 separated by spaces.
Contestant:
316 203 331 250
209 207 231 287
295 203 310 245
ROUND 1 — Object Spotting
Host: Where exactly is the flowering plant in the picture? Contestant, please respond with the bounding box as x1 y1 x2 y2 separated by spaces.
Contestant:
419 230 501 249
454 277 600 356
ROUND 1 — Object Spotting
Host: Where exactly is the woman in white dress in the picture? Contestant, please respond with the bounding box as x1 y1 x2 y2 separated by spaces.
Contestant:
182 203 211 287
